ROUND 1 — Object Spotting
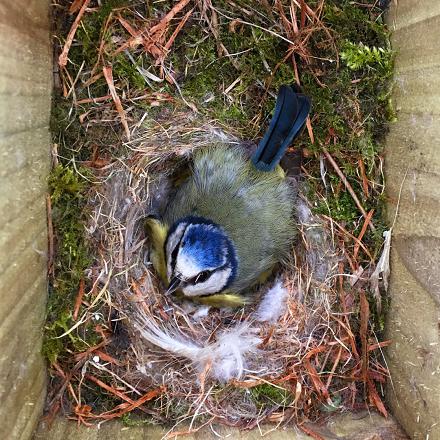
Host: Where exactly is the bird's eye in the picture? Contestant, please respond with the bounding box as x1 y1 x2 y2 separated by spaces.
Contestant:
195 270 210 284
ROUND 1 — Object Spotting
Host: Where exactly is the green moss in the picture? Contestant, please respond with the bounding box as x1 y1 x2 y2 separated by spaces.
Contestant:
50 97 86 147
322 1 388 46
121 413 153 427
70 0 130 65
340 41 392 72
43 164 94 364
49 0 393 418
113 53 146 90
316 191 359 224
171 21 293 137
250 384 292 408
293 0 394 270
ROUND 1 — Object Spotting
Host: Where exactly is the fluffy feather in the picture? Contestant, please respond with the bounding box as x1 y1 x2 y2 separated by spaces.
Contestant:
134 279 290 383
255 280 288 322
134 314 260 382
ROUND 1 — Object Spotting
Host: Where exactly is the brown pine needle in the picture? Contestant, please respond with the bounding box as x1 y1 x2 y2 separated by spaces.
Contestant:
368 377 388 418
164 8 194 52
322 215 374 262
149 0 191 35
358 158 370 198
360 291 369 384
306 117 315 144
299 424 326 440
76 94 112 105
69 0 85 14
85 374 134 404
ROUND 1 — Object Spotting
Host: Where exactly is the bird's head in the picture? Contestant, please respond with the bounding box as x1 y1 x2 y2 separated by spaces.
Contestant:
165 216 237 298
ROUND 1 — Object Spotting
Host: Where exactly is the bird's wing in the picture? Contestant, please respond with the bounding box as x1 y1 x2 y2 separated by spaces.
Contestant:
194 292 248 308
145 216 169 284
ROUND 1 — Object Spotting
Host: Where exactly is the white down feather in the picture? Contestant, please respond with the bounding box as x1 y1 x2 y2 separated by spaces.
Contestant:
134 314 261 382
135 281 288 382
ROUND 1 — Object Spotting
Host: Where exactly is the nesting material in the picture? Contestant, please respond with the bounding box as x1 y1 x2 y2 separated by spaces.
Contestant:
370 229 391 308
77 111 389 431
255 281 289 323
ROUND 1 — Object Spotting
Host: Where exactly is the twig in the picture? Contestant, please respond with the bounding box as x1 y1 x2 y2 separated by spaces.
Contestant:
367 377 388 418
353 209 375 263
323 147 375 232
76 94 112 105
298 424 326 440
69 0 85 14
85 374 135 403
97 386 165 420
325 346 343 389
322 215 374 262
73 279 86 321
103 66 131 139
149 0 191 35
164 8 194 51
91 13 114 76
358 158 370 198
212 7 296 45
58 0 92 67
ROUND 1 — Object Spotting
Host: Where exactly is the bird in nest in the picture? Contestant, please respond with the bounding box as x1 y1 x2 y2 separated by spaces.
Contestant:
145 85 311 308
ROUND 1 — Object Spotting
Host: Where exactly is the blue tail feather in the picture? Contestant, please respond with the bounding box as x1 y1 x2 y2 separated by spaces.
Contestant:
252 85 311 172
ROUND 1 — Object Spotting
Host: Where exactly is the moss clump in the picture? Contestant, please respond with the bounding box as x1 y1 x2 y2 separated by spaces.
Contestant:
168 19 294 137
250 384 292 408
121 413 154 427
70 0 129 65
43 164 95 363
294 0 393 266
340 41 392 72
113 53 146 90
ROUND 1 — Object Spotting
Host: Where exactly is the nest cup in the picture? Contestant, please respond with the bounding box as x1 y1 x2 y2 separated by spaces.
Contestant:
83 110 358 429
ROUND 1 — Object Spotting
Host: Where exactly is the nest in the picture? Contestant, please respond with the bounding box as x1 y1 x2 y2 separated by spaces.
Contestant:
47 0 393 434
76 111 386 432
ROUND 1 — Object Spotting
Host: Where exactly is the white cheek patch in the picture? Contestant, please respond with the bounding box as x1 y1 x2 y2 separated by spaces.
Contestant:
182 267 232 297
175 253 202 279
166 222 187 279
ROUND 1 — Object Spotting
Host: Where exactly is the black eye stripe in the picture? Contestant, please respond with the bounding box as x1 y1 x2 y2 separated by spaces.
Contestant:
170 234 184 273
170 241 180 272
196 270 211 284
187 261 231 286
187 270 211 285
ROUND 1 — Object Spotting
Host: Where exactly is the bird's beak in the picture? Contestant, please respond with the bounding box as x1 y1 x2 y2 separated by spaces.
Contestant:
166 276 182 295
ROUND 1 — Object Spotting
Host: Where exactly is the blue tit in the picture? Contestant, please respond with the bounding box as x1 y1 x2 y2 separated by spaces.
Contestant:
146 85 311 307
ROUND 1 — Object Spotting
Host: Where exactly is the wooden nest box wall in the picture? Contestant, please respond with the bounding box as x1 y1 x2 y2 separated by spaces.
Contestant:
0 1 439 439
